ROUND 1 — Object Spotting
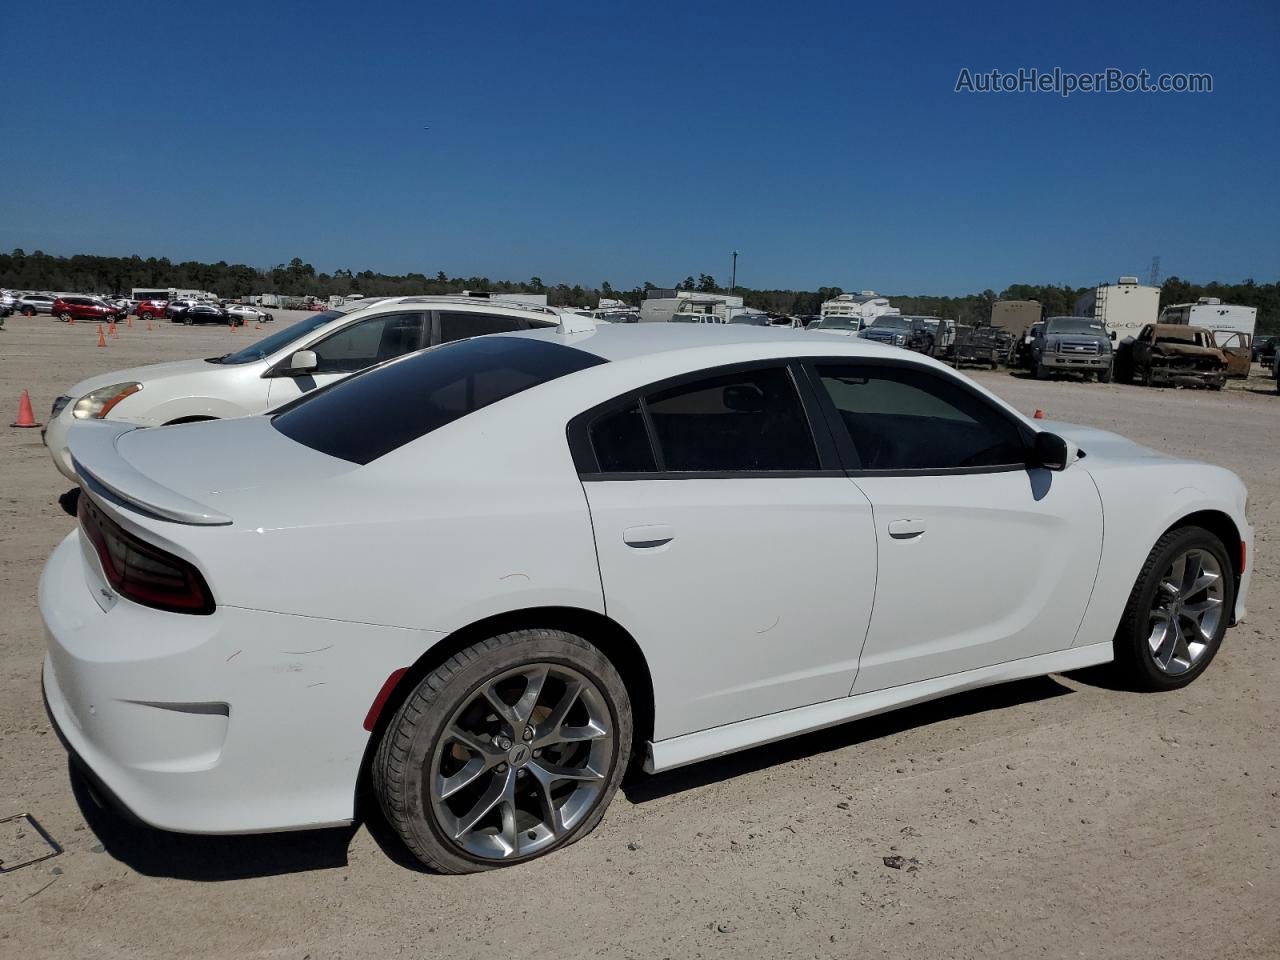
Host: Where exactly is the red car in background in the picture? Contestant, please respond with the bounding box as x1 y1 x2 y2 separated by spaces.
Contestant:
135 299 169 320
50 296 128 324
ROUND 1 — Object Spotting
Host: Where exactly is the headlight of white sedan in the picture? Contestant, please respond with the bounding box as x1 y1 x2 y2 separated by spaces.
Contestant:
73 382 143 419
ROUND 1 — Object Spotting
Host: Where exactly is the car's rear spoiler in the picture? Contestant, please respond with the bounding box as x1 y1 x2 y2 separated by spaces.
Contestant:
68 421 232 526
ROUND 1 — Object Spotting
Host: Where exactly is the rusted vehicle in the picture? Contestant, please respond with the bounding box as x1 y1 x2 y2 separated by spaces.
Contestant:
951 324 1014 368
1124 324 1227 390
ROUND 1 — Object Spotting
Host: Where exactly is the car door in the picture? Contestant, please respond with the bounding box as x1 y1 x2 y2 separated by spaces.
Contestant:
1215 332 1251 377
805 359 1103 694
266 310 428 407
573 361 878 741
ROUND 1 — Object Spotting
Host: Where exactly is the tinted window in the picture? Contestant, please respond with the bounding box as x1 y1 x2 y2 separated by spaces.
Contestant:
816 363 1027 471
218 311 342 364
645 366 818 472
590 403 656 472
311 312 425 373
274 336 606 464
439 311 523 343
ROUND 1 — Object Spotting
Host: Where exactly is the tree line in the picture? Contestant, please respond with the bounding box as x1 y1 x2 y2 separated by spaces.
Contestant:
1 249 1274 332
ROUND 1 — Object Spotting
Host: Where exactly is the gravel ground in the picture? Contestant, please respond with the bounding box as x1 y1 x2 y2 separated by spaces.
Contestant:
1 313 1277 959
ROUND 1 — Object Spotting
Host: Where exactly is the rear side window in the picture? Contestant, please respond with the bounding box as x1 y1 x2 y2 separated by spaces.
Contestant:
274 336 606 464
439 311 523 342
590 403 656 472
815 363 1028 471
585 365 819 474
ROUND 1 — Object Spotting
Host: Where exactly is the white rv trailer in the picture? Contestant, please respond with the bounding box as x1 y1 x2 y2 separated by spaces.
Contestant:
1159 298 1257 339
639 289 747 323
818 291 900 330
1074 277 1161 342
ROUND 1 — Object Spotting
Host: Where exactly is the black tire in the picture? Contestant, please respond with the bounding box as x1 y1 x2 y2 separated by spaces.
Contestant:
58 312 72 323
183 315 193 325
1034 360 1050 380
373 628 632 874
1142 365 1155 388
1111 525 1234 691
1098 365 1113 384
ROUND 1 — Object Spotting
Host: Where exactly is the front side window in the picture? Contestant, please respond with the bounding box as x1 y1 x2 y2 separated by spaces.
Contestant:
599 363 819 473
311 312 426 373
815 363 1027 472
439 311 524 343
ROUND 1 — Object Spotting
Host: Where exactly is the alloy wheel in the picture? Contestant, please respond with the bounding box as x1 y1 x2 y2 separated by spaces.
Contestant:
429 664 614 861
1147 548 1224 675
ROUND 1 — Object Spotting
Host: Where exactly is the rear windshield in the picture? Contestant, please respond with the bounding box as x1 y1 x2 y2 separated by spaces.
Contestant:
273 336 606 464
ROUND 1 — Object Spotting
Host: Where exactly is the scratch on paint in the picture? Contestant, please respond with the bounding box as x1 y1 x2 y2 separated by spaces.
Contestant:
225 650 241 662
306 682 326 689
283 645 334 656
500 572 531 582
754 615 781 635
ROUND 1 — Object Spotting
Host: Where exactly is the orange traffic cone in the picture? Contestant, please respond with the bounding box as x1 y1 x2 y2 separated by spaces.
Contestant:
109 321 118 339
11 390 41 428
1033 409 1045 419
127 314 133 328
68 313 75 325
97 326 107 348
146 316 153 331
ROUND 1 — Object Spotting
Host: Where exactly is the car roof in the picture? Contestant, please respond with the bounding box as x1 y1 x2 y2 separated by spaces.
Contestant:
360 295 563 321
502 319 904 363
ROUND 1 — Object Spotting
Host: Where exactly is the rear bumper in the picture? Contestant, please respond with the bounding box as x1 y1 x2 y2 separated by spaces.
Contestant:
40 531 439 834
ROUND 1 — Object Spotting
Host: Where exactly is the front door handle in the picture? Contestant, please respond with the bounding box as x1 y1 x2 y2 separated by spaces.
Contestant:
888 518 926 540
623 524 675 548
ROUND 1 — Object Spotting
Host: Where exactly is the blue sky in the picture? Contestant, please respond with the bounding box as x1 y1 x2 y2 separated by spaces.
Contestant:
3 0 1277 294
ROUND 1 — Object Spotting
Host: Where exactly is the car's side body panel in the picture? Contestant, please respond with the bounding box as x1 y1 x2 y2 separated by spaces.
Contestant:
585 476 878 739
848 466 1104 693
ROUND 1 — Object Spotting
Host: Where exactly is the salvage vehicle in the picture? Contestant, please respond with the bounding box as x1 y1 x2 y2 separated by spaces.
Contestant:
171 302 238 326
224 303 274 324
41 323 1252 872
1123 324 1227 390
1031 316 1113 382
135 299 168 320
16 293 58 316
951 324 1013 368
42 296 562 482
858 314 934 353
50 296 129 324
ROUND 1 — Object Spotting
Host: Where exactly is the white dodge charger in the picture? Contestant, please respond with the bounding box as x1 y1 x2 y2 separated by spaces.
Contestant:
40 322 1252 873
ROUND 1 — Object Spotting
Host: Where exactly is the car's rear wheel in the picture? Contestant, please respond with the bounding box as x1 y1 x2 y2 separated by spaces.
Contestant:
58 312 72 322
1112 526 1233 691
183 315 193 325
373 628 632 873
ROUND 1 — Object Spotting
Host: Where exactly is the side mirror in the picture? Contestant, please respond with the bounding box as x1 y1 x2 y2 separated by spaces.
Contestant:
1033 431 1076 471
1109 330 1117 341
288 349 318 373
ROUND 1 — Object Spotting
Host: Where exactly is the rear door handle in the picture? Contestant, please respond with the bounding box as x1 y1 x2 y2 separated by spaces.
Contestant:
623 524 675 548
888 518 926 540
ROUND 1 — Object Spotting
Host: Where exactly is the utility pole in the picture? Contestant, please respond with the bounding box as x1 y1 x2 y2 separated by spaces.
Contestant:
730 251 738 293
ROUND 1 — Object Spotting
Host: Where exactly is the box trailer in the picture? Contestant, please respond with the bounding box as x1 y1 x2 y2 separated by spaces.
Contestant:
1075 277 1161 343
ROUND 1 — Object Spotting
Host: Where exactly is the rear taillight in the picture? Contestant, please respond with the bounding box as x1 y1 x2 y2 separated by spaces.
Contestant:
78 495 215 615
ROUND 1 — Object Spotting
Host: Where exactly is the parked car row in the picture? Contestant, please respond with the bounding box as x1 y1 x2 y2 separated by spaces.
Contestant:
38 311 1254 873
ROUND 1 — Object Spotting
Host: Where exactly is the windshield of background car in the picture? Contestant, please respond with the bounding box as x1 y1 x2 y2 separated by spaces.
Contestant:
273 335 607 464
729 314 769 325
871 317 910 329
1046 317 1105 335
817 317 859 329
215 311 344 364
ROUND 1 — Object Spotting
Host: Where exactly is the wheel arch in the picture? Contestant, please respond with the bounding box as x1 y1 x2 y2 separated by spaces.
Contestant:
1163 509 1243 591
354 605 656 811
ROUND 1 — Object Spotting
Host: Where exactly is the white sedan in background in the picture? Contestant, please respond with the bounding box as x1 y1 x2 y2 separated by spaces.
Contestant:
42 295 562 482
41 324 1251 873
224 303 274 324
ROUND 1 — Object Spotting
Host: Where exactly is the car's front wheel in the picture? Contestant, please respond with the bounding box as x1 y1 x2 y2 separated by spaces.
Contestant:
1112 525 1234 690
373 628 632 873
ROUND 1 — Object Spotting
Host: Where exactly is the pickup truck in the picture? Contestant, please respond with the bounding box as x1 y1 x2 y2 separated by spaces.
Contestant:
1123 324 1227 390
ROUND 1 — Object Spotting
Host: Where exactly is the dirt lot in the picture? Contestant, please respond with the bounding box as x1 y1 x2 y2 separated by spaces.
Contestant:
2 313 1277 959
